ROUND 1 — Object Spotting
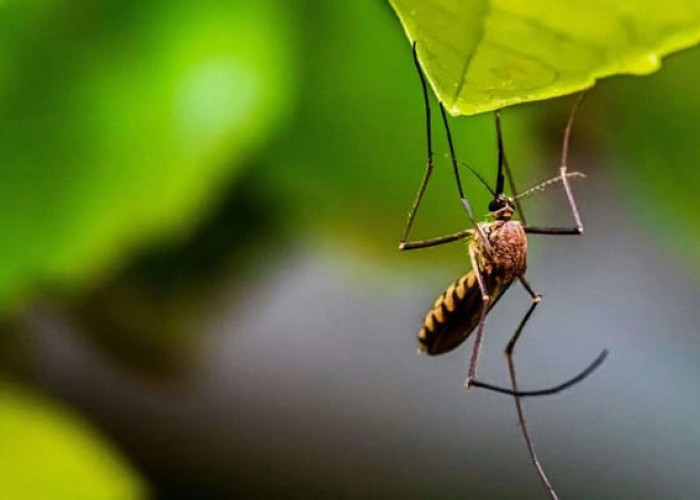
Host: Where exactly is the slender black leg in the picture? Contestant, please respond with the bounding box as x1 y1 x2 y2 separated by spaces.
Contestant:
400 42 435 246
399 229 474 251
441 104 492 254
464 245 489 389
470 350 608 397
505 278 558 500
440 104 470 217
469 273 607 396
494 111 527 224
400 44 482 250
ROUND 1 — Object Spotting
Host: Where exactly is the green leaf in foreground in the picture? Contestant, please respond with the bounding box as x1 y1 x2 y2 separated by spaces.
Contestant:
0 382 145 499
389 0 700 115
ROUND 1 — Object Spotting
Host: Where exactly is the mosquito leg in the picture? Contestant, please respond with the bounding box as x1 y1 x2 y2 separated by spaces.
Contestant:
401 43 489 253
524 94 587 237
439 104 468 214
400 44 484 251
470 349 608 397
464 244 489 389
400 42 435 246
440 103 492 254
399 229 474 251
524 226 581 235
471 269 606 396
495 111 527 225
504 277 558 499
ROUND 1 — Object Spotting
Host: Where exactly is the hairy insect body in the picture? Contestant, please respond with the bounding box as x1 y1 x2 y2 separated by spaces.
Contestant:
479 220 528 280
418 221 527 356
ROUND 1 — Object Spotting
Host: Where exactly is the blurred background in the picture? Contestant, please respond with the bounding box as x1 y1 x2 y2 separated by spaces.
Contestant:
1 1 700 499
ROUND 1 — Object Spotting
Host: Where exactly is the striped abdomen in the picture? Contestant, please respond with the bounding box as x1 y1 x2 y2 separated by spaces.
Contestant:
418 269 512 355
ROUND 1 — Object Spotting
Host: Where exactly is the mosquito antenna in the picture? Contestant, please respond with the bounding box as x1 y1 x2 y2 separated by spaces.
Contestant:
444 154 496 197
464 162 496 197
515 172 586 201
470 349 608 397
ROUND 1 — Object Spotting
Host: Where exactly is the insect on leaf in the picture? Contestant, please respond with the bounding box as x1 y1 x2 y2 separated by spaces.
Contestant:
388 0 700 115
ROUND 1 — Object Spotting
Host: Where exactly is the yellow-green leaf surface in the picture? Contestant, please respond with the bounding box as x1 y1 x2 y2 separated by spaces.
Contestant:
389 0 700 115
0 382 145 499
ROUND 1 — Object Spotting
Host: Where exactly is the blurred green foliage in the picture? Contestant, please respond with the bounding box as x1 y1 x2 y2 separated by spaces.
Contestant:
0 382 145 499
0 0 297 312
598 46 700 267
389 0 700 114
0 1 299 493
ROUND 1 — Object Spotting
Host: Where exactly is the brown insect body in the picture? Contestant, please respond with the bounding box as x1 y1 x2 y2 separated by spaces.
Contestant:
418 220 527 355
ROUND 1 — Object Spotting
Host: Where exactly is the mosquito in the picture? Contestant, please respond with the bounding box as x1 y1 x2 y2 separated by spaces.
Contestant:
399 43 607 500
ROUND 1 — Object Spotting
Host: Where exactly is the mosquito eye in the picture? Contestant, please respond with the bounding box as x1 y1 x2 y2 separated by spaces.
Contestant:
488 200 500 212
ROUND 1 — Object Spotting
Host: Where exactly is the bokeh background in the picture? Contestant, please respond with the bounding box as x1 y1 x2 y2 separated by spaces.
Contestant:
1 1 700 499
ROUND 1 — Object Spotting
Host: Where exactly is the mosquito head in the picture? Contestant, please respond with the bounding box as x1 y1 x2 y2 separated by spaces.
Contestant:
488 194 515 220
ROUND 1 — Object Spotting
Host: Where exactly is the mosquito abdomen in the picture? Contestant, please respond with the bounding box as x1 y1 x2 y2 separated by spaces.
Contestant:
418 270 510 355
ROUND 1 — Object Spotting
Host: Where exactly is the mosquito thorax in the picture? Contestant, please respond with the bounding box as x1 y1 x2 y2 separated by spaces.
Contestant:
488 195 515 220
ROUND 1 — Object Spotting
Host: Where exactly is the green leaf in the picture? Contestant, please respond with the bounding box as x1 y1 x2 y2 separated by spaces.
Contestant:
389 0 700 115
0 0 297 312
0 382 146 499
